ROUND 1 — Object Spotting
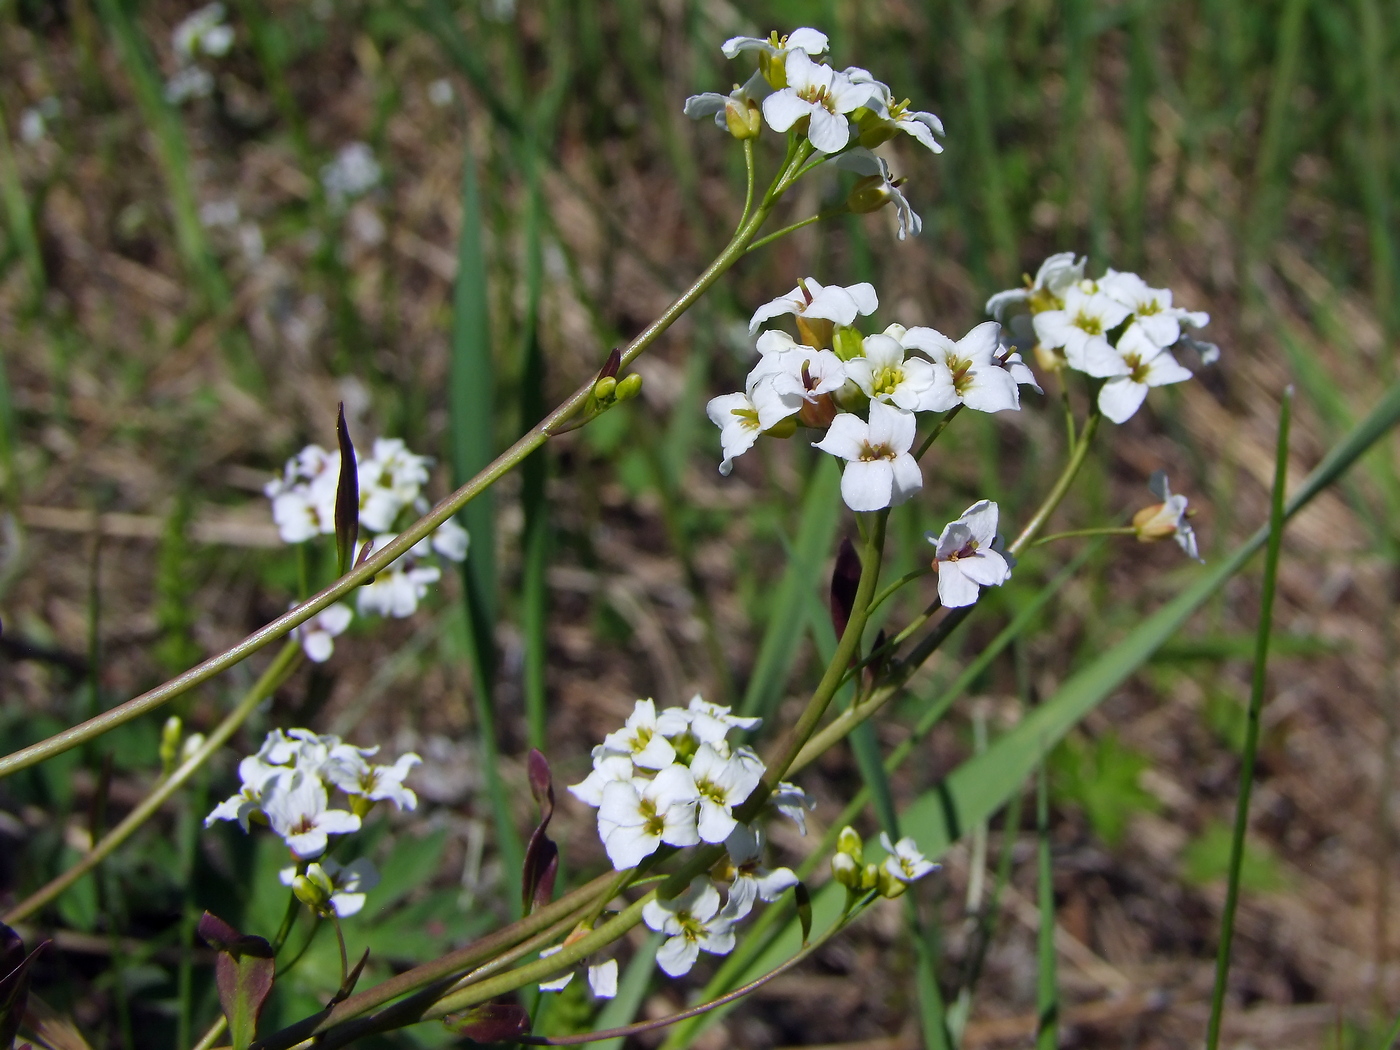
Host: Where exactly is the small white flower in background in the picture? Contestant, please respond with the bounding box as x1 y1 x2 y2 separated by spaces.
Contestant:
749 277 878 335
602 698 678 770
354 535 442 618
538 945 619 999
834 149 922 240
292 602 352 663
844 329 946 413
1096 323 1194 425
986 252 1086 323
358 438 431 532
928 500 1012 608
173 3 234 61
279 857 379 918
902 321 1021 414
567 748 636 807
689 743 764 843
724 823 799 902
199 199 240 228
262 772 361 859
19 98 59 144
429 516 470 561
643 877 754 977
879 832 938 884
761 50 879 153
1099 270 1209 349
204 754 284 831
1032 285 1133 377
674 694 761 749
597 766 701 870
684 71 770 132
769 781 815 835
265 444 340 543
321 142 382 208
812 401 922 513
323 749 422 812
720 27 829 62
164 65 215 104
1133 471 1202 562
427 78 454 107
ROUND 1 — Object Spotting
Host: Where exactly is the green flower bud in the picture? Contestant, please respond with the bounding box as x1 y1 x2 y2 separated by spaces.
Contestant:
856 109 898 149
293 863 335 915
832 326 865 362
615 373 643 401
726 98 763 140
836 825 864 865
159 716 182 775
831 852 862 890
877 865 909 899
861 862 880 893
846 174 892 215
593 375 617 402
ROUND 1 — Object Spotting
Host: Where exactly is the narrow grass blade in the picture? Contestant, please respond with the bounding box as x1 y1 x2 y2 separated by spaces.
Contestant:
1206 388 1293 1050
1034 761 1057 1050
739 459 841 719
93 0 228 309
0 98 45 300
1376 1008 1400 1050
591 934 660 1050
1245 0 1309 265
450 140 523 903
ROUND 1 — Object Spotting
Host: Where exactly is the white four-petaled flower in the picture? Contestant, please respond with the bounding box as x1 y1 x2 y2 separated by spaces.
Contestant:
261 772 361 859
761 50 879 153
1096 323 1193 424
879 832 938 884
928 500 1012 608
1032 285 1133 377
901 321 1021 414
749 277 878 335
812 401 922 512
643 877 754 977
597 765 700 870
844 330 945 413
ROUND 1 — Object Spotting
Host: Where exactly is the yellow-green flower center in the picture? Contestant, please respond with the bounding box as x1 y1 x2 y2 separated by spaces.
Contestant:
872 365 905 397
1072 311 1103 335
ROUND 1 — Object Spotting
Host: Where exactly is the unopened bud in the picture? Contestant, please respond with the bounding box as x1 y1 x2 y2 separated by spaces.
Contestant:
1132 503 1177 542
1033 343 1067 374
615 373 643 401
832 325 865 362
293 864 334 914
847 174 892 215
593 375 617 402
861 862 880 892
831 852 862 890
159 717 183 775
725 97 762 140
762 416 797 439
877 865 908 899
835 826 864 865
180 733 206 765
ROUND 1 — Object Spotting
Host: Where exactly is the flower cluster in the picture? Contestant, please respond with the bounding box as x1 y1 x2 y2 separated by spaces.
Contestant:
205 728 420 861
165 3 233 104
266 437 469 658
831 825 938 900
709 279 1037 513
684 28 942 239
988 254 1213 424
566 695 810 977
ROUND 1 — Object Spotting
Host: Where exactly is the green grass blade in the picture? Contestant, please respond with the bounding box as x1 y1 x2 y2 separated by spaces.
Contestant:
739 459 842 719
592 934 661 1050
1376 1007 1400 1050
0 97 45 300
94 0 227 309
727 380 1400 1002
450 140 523 905
1034 761 1057 1050
1206 388 1293 1050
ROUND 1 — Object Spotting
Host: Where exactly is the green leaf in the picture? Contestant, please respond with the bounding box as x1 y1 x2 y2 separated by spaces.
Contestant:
1182 822 1289 892
1049 731 1161 847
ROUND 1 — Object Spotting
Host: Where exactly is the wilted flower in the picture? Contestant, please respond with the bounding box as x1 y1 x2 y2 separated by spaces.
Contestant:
835 149 922 240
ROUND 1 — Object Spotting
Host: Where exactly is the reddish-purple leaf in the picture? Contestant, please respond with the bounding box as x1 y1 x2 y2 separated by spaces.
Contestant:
526 749 554 820
198 912 275 1050
598 348 622 381
443 1002 531 1043
522 749 558 914
0 923 46 1050
334 403 360 577
830 537 861 642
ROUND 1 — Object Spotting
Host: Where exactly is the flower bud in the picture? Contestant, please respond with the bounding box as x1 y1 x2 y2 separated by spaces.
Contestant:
835 825 864 866
159 716 183 775
1033 342 1067 374
725 97 762 140
831 852 862 890
1132 503 1178 542
762 416 797 439
180 733 206 764
615 373 643 401
831 325 865 362
861 862 880 892
846 174 892 215
293 864 335 914
593 375 617 402
876 865 909 899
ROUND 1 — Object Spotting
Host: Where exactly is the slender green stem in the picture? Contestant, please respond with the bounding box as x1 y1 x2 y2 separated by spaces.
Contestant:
744 209 841 255
738 137 756 232
270 891 301 955
1034 758 1057 1049
332 915 350 988
3 640 303 924
1033 526 1135 546
1009 412 1100 556
1206 388 1293 1050
190 1016 226 1050
0 164 792 781
1059 378 1077 449
916 405 964 461
869 568 936 616
1375 1008 1400 1050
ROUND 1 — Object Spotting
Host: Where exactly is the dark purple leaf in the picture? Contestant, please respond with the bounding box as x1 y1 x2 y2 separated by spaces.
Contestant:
334 403 360 577
598 348 621 381
0 923 46 1050
522 749 558 914
443 1002 531 1043
526 749 554 820
830 537 861 642
198 912 275 1050
794 882 812 944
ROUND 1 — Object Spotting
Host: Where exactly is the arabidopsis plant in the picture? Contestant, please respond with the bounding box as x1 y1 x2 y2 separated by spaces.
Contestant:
928 500 1013 608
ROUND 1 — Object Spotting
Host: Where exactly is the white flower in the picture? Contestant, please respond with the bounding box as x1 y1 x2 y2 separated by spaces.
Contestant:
834 149 922 240
928 500 1012 608
173 3 233 61
725 823 799 902
1096 323 1194 424
1032 286 1133 377
293 602 352 663
770 781 815 835
689 744 765 843
643 877 754 977
748 277 878 335
204 753 287 830
721 27 828 61
750 332 848 403
986 252 1085 322
321 142 382 207
164 65 214 104
666 694 761 749
323 749 422 811
684 71 770 129
279 857 379 918
597 766 700 870
603 698 678 770
854 81 946 154
1099 270 1209 349
1133 471 1202 561
358 438 431 532
567 748 636 807
430 516 470 561
812 402 922 512
879 832 938 884
538 946 618 999
262 772 361 859
902 321 1021 414
354 535 442 618
844 329 948 413
265 444 340 543
706 370 803 476
761 50 879 153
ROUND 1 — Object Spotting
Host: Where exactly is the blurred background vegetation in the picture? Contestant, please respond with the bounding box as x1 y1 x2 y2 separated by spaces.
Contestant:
0 0 1396 1046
